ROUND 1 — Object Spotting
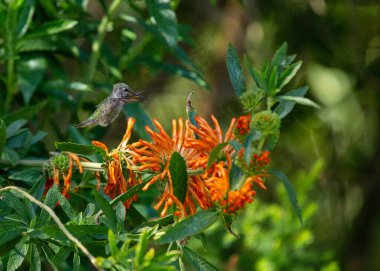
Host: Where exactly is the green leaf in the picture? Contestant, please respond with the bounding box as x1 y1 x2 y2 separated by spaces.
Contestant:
108 229 118 256
37 185 60 227
126 205 147 227
278 60 302 89
9 169 43 186
55 142 106 156
228 140 242 152
24 19 77 39
277 95 320 109
0 119 6 156
243 130 261 164
115 201 126 231
268 65 278 95
269 170 303 225
206 143 228 171
183 247 218 271
95 192 117 232
271 42 288 68
6 119 27 139
226 43 246 96
30 243 41 271
18 57 47 104
53 247 72 266
222 214 238 237
16 0 35 38
170 152 188 203
7 237 30 271
57 192 76 220
73 251 80 271
146 0 178 48
135 230 149 267
110 176 152 206
245 56 268 93
1 147 20 166
1 101 46 125
0 221 27 247
40 242 59 271
156 209 220 244
124 103 154 141
132 215 174 233
274 86 308 118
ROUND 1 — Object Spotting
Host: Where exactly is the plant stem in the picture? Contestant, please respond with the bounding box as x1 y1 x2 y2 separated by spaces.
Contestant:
85 0 123 82
0 159 204 175
0 186 102 271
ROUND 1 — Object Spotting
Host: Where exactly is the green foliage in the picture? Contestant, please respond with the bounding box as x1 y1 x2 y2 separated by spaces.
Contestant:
170 152 188 203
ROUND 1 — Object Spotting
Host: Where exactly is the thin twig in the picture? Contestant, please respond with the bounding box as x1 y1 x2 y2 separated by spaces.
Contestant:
0 186 102 271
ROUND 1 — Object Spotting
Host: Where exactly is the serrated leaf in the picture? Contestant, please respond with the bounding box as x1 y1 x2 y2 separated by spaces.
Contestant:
0 119 6 156
183 247 218 271
1 101 46 125
245 56 268 93
18 57 47 104
226 43 246 96
146 0 178 48
9 169 43 186
95 192 117 232
277 95 320 109
269 170 303 225
170 152 188 203
206 143 228 171
156 209 220 244
243 130 261 164
7 237 29 271
278 60 302 89
30 243 41 271
274 86 308 118
24 19 77 39
55 142 106 156
124 103 154 141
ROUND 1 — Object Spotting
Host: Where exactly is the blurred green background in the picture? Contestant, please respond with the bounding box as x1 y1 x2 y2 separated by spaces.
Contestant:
1 0 379 270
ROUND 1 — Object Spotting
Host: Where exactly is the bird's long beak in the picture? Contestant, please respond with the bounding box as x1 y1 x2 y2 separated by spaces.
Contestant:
119 91 146 102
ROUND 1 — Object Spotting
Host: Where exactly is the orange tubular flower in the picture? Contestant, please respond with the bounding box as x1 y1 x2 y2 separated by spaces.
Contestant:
134 118 211 217
92 118 141 208
45 152 85 198
186 115 236 168
236 114 251 135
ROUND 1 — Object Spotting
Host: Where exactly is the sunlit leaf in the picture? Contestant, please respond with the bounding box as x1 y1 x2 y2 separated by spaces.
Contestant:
226 43 246 97
157 209 220 244
269 170 303 225
183 247 218 271
73 251 80 271
16 0 35 38
170 152 188 203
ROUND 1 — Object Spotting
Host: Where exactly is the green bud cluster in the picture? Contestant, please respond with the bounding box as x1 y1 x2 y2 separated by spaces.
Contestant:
251 111 281 137
239 89 264 113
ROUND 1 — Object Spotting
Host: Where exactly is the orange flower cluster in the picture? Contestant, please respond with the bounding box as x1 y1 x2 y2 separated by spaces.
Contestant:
236 114 251 135
45 152 86 198
47 113 271 218
92 118 141 208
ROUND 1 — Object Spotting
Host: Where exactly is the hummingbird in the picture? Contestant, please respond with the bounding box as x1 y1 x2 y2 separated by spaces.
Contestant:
75 83 145 128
